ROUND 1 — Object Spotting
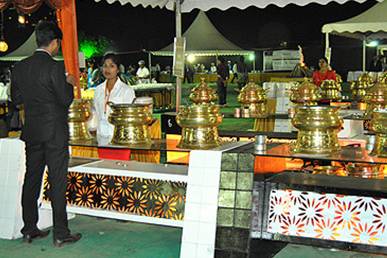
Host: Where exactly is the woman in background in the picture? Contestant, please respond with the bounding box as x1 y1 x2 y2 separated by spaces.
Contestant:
90 53 135 159
312 57 336 86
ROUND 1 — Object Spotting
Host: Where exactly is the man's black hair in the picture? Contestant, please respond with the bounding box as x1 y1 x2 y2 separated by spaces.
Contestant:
35 21 63 48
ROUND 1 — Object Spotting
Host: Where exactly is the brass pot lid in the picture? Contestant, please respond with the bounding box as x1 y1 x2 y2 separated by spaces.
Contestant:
321 79 340 90
364 81 387 103
189 78 218 104
238 81 266 104
290 78 320 102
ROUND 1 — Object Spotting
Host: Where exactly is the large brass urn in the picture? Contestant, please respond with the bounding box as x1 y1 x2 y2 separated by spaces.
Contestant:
189 78 218 104
290 78 321 106
176 104 223 149
68 99 92 142
364 80 387 118
370 110 387 157
108 103 153 146
320 79 341 101
237 81 268 118
291 106 343 154
351 73 374 101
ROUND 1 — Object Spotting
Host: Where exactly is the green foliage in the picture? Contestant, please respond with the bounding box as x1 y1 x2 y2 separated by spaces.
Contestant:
78 31 111 58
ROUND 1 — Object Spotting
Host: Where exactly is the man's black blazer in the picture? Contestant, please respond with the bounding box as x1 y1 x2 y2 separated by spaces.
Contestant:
11 51 74 145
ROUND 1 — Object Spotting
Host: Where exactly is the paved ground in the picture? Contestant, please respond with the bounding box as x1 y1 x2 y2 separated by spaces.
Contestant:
0 215 385 258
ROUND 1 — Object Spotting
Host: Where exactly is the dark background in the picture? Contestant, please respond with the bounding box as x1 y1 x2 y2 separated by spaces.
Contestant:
0 0 383 77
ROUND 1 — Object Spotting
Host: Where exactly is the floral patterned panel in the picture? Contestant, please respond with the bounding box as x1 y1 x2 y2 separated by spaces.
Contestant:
267 189 387 246
43 171 186 220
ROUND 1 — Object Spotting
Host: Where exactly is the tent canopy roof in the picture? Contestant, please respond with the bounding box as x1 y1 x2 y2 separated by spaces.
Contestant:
96 0 372 12
322 0 387 40
152 11 253 56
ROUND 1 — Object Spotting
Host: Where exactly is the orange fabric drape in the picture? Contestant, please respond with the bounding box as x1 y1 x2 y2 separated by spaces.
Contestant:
56 0 80 99
0 0 61 13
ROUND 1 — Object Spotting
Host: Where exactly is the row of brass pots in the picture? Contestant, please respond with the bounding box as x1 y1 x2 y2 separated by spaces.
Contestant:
290 105 387 157
289 78 341 106
312 164 384 179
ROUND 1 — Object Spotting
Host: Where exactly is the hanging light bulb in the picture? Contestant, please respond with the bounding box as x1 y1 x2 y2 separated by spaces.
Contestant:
0 11 7 52
18 15 26 24
0 40 8 52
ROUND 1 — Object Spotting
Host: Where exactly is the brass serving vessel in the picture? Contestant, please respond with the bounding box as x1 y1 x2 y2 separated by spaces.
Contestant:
320 79 341 101
291 106 343 154
369 110 387 157
289 78 321 106
313 165 346 176
108 103 153 146
346 163 383 179
68 99 92 142
350 73 374 101
381 72 387 84
176 103 223 149
237 81 268 118
364 80 387 118
189 78 218 104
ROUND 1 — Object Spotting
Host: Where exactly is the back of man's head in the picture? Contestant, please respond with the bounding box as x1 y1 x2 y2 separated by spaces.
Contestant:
35 21 63 48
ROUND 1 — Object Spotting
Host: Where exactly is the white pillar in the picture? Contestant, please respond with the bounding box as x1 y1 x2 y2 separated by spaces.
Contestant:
148 51 152 82
325 33 330 63
175 0 182 111
362 38 366 72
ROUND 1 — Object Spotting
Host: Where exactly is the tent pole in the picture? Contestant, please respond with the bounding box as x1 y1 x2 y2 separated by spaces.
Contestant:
148 51 152 82
325 33 330 63
253 53 256 71
175 0 182 111
362 38 366 72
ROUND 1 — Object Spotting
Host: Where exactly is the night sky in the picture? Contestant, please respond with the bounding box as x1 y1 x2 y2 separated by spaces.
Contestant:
0 0 381 74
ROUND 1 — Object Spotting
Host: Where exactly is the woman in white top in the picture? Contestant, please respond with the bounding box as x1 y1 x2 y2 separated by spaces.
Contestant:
91 53 135 141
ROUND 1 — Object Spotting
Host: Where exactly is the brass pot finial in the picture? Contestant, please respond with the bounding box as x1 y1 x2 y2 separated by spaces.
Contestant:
189 78 218 104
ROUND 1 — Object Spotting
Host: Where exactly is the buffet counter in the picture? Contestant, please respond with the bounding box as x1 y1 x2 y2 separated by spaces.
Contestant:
218 142 387 256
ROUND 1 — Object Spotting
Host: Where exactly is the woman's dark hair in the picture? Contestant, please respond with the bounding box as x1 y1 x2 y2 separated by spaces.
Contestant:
218 56 225 63
317 57 329 68
35 21 62 48
102 53 121 68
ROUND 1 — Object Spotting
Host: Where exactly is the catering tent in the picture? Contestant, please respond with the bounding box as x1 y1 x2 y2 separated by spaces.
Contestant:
151 11 253 57
0 32 37 61
95 0 377 108
322 0 387 71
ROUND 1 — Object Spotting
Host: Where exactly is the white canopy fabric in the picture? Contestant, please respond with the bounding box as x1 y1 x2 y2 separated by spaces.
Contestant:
95 0 372 12
151 11 253 56
322 0 387 40
0 32 37 61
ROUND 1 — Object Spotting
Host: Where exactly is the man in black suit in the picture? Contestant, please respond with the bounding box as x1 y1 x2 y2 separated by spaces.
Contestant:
11 21 81 247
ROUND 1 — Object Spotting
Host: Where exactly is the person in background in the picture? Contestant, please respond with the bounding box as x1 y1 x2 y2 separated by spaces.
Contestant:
184 63 194 83
127 65 136 76
90 53 135 142
231 61 238 83
87 60 94 88
217 56 229 107
154 63 161 82
136 60 150 84
312 57 336 87
210 62 217 74
237 56 248 90
10 21 81 247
